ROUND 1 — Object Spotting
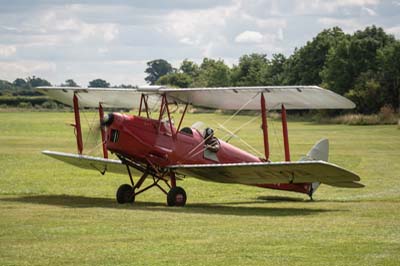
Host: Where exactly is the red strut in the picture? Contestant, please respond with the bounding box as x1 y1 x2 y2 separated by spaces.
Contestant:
98 103 108 158
73 93 83 155
260 93 270 161
281 104 290 161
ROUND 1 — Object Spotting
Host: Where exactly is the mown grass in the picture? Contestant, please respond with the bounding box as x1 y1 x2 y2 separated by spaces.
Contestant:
0 111 399 266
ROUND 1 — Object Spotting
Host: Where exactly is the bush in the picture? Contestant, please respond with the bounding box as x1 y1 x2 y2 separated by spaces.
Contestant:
378 105 396 123
18 102 32 109
330 112 397 125
41 101 59 109
0 96 49 106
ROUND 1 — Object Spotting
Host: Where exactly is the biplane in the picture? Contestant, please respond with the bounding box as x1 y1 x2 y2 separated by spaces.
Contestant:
37 85 363 206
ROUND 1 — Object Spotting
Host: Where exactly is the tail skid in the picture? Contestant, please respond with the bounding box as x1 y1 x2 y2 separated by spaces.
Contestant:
300 138 329 199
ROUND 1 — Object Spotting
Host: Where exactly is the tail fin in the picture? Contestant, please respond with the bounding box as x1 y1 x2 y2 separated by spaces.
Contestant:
300 139 329 199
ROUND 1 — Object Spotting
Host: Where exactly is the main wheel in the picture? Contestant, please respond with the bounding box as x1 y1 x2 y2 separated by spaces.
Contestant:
167 186 187 207
116 184 135 204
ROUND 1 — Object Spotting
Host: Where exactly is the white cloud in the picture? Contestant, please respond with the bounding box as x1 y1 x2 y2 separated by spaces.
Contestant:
318 17 363 32
294 0 380 14
0 45 16 57
235 31 264 44
97 47 108 54
0 60 56 80
239 13 287 29
26 10 120 45
362 6 377 15
164 5 231 42
387 25 400 38
277 28 284 41
162 1 287 57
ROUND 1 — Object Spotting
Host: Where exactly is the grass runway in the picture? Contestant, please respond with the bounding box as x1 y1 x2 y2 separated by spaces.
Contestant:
0 111 399 265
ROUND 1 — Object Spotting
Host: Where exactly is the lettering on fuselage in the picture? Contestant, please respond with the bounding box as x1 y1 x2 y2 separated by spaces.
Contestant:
110 129 120 143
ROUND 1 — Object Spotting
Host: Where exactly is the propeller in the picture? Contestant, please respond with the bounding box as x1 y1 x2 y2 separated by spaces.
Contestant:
78 112 111 156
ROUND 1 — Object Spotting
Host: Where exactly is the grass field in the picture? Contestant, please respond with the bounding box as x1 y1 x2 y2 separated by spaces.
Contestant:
0 111 399 266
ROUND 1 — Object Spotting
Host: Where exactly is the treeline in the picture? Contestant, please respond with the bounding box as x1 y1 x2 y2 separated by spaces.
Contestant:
0 77 135 108
0 77 135 96
147 26 399 114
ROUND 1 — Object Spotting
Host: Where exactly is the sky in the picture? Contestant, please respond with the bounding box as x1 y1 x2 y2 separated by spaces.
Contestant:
0 0 399 86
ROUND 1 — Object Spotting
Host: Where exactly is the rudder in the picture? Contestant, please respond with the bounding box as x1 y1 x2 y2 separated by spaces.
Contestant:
300 138 329 198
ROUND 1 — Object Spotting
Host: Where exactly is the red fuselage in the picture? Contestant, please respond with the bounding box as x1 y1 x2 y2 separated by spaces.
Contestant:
105 113 311 195
106 113 261 166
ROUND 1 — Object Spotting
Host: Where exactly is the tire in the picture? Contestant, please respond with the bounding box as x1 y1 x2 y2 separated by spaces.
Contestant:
167 186 187 207
116 184 135 204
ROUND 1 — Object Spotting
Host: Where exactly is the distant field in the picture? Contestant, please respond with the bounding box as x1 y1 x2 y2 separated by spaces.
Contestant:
0 111 399 266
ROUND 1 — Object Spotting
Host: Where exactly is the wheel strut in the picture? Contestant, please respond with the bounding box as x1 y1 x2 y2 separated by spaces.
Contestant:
116 164 184 205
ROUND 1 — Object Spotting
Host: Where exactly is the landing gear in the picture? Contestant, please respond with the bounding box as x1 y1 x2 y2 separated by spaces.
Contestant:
116 184 135 204
167 186 187 207
307 182 320 201
115 162 187 207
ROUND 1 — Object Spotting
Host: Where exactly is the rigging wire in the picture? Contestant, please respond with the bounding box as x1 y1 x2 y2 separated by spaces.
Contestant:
184 92 260 158
220 92 260 127
216 122 264 157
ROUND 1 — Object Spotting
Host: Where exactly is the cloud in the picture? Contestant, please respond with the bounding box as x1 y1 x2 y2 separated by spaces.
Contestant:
387 25 400 38
161 1 287 57
362 6 377 15
38 12 120 43
318 17 363 32
0 60 56 80
0 45 16 57
235 31 264 44
294 0 380 15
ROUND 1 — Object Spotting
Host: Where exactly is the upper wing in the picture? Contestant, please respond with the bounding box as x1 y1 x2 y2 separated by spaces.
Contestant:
36 86 161 108
37 86 355 110
169 160 363 188
42 150 144 176
161 86 355 110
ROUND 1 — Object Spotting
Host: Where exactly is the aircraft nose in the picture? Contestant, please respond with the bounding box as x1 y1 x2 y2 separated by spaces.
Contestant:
101 113 114 127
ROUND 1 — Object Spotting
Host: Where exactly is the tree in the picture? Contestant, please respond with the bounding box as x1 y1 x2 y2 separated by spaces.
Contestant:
180 59 200 78
320 38 353 95
88 79 110 88
231 53 269 86
145 59 174 85
284 27 346 85
0 80 13 93
13 78 27 88
62 79 79 87
377 41 400 111
322 25 395 94
156 73 192 88
268 53 287 85
26 76 51 88
193 58 231 87
346 71 382 113
117 84 136 88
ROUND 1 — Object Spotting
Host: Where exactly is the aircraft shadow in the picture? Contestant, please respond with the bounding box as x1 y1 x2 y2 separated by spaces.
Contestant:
1 194 338 217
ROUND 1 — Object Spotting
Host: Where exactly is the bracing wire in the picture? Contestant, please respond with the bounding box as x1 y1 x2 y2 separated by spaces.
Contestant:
185 92 260 157
216 122 264 157
220 92 260 127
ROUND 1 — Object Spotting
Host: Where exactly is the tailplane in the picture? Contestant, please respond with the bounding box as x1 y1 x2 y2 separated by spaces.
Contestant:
300 138 329 199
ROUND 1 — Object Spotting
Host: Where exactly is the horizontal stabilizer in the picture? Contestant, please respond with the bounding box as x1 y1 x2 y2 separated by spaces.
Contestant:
324 182 365 188
169 161 362 187
42 150 141 176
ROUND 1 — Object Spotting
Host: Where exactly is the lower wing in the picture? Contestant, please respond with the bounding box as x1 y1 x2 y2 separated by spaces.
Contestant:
42 150 143 176
169 161 363 188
